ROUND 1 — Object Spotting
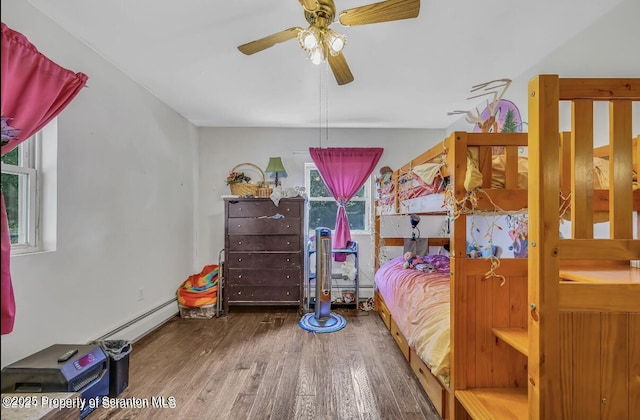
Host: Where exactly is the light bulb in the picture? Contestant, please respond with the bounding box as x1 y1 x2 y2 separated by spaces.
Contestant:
325 29 347 56
330 37 344 52
303 32 317 49
310 47 325 65
298 27 320 51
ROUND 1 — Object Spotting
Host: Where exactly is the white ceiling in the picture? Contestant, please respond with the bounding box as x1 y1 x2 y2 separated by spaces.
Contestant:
26 0 635 129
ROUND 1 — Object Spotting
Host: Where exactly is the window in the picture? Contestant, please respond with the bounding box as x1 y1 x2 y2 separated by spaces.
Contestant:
1 133 39 251
304 163 371 234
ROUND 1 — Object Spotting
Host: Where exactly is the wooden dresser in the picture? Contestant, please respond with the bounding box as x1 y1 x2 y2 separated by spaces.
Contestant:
223 197 306 312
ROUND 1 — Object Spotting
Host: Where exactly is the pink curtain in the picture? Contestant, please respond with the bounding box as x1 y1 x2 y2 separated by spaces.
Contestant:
309 147 383 253
1 22 88 335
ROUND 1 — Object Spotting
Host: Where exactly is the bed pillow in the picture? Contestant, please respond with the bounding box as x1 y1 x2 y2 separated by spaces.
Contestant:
464 152 483 191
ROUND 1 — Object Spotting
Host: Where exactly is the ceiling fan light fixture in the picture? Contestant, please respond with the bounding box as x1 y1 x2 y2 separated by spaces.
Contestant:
238 0 420 85
325 28 347 56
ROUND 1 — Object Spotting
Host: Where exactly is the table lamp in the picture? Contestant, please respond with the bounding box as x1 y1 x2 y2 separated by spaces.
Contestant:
265 157 287 187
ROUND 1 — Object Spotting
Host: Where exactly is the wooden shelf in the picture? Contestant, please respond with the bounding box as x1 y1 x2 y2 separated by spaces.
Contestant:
560 266 640 283
492 327 528 356
456 388 528 420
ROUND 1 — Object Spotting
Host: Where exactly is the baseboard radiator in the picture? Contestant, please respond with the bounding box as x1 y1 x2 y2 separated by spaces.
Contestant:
93 298 179 343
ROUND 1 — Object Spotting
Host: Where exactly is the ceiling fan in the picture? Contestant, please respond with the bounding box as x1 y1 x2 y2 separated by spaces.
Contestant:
237 0 420 86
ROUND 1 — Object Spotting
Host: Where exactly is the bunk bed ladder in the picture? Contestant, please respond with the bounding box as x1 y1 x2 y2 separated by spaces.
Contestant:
457 76 639 420
527 75 640 420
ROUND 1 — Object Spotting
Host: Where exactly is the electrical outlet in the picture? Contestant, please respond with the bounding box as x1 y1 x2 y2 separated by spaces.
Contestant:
138 288 144 301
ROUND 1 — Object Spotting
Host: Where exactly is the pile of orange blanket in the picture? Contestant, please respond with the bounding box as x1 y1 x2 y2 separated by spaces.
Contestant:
177 264 218 307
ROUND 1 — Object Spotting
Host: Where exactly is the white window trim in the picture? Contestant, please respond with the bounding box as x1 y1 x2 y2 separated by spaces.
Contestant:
304 162 372 235
2 118 58 256
2 129 45 255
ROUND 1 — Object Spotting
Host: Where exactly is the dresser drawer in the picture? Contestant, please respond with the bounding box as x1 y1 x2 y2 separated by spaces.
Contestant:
227 235 301 251
226 252 301 269
226 268 301 287
226 285 301 304
228 218 301 236
227 199 302 218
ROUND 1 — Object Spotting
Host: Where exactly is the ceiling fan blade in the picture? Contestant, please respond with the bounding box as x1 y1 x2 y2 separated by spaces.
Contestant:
328 52 354 86
238 27 302 55
339 0 420 26
299 0 319 12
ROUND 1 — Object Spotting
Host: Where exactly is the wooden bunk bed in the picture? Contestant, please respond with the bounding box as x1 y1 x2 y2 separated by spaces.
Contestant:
373 75 640 420
374 130 530 419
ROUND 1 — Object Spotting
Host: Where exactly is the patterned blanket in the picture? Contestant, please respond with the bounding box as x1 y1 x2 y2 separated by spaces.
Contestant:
177 264 219 307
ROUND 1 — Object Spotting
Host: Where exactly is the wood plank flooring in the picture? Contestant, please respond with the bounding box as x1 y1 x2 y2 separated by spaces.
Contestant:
91 307 441 420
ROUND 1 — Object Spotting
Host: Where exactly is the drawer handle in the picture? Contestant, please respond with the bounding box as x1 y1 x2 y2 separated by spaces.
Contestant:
238 275 242 279
237 258 242 262
237 224 242 228
286 225 291 228
238 291 241 295
238 241 242 245
286 241 291 245
286 258 291 262
286 275 290 279
286 291 290 295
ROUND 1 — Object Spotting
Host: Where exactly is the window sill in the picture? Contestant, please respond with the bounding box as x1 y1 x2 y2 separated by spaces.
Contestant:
10 247 54 257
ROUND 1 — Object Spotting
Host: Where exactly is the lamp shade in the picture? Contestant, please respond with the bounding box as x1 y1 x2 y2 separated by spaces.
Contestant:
265 157 287 186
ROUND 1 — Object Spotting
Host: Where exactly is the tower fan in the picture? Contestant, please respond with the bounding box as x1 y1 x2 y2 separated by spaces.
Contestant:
298 227 347 333
315 227 332 320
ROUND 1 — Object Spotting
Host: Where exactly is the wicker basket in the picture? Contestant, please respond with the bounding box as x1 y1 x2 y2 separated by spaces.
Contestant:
228 162 265 196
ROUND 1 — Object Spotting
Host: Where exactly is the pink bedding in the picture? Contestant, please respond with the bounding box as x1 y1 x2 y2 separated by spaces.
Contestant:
375 255 451 385
398 172 446 201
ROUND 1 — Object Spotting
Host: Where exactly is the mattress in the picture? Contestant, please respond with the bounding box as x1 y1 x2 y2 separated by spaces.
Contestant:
399 193 446 214
374 255 450 385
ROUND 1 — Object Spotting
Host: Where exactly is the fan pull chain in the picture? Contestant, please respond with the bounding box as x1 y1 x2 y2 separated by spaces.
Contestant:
318 62 323 148
325 61 329 147
318 62 330 148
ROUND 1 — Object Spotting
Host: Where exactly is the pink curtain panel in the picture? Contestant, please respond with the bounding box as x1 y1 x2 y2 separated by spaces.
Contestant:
1 22 88 334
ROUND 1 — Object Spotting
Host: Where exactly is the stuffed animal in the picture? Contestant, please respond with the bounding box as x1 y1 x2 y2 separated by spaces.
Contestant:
403 252 425 269
379 166 393 184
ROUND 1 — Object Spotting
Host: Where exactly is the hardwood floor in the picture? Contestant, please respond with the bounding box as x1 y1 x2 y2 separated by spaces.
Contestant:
91 307 441 420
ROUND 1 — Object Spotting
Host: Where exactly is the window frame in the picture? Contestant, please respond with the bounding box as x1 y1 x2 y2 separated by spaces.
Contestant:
1 133 40 254
304 162 372 235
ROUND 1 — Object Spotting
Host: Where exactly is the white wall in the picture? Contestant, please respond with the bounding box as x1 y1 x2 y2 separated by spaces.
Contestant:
2 0 199 367
447 0 640 138
197 127 446 292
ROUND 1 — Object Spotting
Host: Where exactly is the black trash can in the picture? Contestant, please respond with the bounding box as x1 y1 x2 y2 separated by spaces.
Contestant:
92 340 132 397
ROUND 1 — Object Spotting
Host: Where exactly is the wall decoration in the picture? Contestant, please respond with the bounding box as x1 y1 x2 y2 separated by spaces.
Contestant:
507 214 528 258
471 99 523 133
448 78 525 154
448 78 525 134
